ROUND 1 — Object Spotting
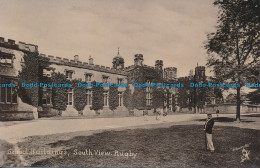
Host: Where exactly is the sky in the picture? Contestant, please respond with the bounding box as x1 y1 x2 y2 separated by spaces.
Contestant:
0 0 218 77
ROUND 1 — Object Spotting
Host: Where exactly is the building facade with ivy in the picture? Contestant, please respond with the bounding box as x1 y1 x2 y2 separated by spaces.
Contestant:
0 37 221 120
0 37 39 120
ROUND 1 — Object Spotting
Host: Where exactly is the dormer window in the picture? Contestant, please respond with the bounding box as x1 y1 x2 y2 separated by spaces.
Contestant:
0 52 14 67
65 70 74 79
117 78 123 84
85 73 92 82
102 75 109 83
43 67 54 77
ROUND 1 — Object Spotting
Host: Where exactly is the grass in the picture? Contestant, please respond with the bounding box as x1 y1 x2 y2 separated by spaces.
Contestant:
0 139 23 167
14 124 260 168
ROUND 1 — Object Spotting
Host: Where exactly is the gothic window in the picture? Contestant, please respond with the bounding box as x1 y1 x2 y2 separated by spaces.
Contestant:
164 92 167 106
146 80 152 106
146 92 152 106
42 87 52 105
146 80 152 92
86 90 92 105
118 92 123 106
104 91 109 106
67 88 73 105
169 93 172 105
0 78 17 104
0 86 5 103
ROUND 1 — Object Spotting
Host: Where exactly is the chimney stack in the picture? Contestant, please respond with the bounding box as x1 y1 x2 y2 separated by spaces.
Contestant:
8 39 15 45
74 55 79 62
89 55 93 65
0 37 4 43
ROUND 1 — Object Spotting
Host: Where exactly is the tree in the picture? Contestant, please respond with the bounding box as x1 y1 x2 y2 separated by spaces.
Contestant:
109 86 119 112
91 81 104 114
247 90 260 104
123 86 134 110
152 87 164 112
205 0 260 120
51 73 68 113
18 52 51 107
72 80 87 114
132 87 146 109
18 52 39 106
38 55 51 106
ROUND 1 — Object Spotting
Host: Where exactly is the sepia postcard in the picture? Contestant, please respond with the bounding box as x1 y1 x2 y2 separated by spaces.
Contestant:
0 0 259 167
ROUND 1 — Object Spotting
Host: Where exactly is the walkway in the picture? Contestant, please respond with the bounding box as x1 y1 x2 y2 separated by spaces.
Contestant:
0 113 237 143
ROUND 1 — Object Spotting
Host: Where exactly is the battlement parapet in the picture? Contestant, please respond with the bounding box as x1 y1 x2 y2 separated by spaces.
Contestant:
143 64 155 69
63 58 69 62
44 55 128 76
124 65 135 71
39 53 47 57
0 37 38 52
125 65 134 69
164 67 177 71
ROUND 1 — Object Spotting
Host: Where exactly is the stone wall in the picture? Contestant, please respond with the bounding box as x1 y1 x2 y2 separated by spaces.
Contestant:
205 104 260 114
0 111 35 121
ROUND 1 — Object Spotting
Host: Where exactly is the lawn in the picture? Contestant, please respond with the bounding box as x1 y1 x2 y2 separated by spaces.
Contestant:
0 139 24 167
14 124 260 168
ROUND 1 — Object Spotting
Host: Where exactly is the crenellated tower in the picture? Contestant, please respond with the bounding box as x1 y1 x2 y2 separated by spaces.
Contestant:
155 60 163 81
164 67 177 81
134 54 144 66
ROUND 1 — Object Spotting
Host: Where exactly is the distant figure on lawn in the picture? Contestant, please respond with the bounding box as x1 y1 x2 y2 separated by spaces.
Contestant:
204 113 215 152
216 108 220 117
163 109 167 117
154 109 161 120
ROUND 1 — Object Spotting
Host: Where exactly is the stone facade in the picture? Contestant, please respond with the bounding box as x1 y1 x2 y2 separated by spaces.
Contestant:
1 37 257 120
0 37 38 120
0 37 216 119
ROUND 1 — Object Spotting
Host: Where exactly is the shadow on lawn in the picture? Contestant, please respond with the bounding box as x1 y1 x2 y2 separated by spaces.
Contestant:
195 117 254 123
23 125 260 168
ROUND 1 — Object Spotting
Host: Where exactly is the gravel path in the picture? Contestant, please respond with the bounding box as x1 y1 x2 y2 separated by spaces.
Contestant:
0 113 254 143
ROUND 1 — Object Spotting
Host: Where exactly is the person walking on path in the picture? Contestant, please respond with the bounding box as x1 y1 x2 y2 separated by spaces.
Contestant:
204 113 215 153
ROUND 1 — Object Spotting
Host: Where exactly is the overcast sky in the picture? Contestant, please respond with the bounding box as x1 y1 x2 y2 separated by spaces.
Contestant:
0 0 218 77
